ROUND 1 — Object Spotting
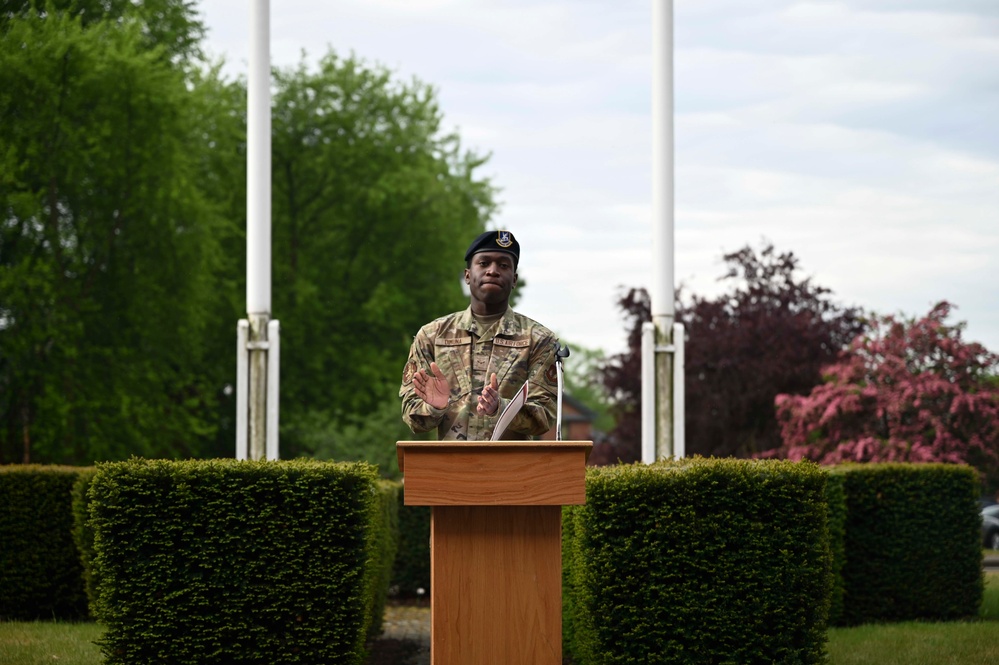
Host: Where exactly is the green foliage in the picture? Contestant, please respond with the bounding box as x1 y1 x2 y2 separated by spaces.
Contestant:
983 571 999 621
365 480 400 638
288 393 420 480
0 8 498 464
69 468 98 616
266 52 494 456
563 458 832 664
391 489 431 597
0 11 225 462
0 0 206 62
836 463 983 625
825 470 848 626
561 341 614 433
0 465 89 620
72 466 398 638
562 503 595 660
87 458 388 664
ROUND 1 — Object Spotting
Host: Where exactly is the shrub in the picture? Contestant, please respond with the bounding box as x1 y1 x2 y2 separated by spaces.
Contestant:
70 467 99 615
564 458 831 664
88 458 389 665
772 302 999 492
837 463 982 625
0 465 90 620
391 489 431 597
825 470 848 626
365 480 400 637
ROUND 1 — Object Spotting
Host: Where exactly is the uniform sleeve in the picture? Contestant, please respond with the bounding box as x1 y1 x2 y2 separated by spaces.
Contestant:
500 334 559 437
399 327 448 434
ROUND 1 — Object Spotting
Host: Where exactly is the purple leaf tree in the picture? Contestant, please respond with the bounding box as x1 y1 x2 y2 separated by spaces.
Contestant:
770 302 999 491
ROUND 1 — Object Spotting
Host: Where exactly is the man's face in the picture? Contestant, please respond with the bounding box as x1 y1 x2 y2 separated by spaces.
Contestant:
465 251 517 309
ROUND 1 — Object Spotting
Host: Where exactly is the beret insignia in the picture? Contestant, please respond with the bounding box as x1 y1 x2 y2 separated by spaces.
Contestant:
465 230 520 265
403 360 417 385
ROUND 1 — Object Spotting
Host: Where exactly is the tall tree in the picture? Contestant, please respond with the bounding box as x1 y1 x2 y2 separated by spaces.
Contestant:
598 288 648 463
600 243 864 462
266 52 497 456
1 11 501 464
0 11 223 462
771 302 999 492
1 0 205 62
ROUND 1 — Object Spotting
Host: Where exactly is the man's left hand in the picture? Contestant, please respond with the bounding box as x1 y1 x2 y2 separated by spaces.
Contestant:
476 373 499 416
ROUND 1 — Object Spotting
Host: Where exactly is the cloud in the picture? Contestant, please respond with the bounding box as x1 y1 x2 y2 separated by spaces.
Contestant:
198 0 999 354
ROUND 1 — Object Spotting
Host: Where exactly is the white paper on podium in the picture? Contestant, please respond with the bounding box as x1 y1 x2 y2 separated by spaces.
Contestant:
490 380 529 441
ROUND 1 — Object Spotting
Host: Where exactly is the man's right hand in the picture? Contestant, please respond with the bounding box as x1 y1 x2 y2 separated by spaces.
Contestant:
413 361 450 409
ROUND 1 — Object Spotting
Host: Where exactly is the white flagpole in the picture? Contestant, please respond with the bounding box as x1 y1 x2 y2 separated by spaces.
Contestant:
238 0 279 461
648 0 679 460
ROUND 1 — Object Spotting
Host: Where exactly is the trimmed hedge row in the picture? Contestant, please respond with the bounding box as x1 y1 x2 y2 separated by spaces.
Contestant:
563 458 832 664
391 489 430 597
0 465 91 620
366 480 400 637
87 458 395 665
2 459 985 650
70 467 99 617
825 470 847 626
835 463 982 625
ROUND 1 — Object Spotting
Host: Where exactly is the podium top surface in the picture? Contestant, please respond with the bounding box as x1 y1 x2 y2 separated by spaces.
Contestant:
396 440 592 506
396 440 592 472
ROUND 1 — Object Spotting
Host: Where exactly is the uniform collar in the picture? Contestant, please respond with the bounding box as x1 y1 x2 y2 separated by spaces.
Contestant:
459 305 520 340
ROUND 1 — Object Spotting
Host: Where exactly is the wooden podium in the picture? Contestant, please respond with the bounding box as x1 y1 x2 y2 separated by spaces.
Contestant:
397 441 591 665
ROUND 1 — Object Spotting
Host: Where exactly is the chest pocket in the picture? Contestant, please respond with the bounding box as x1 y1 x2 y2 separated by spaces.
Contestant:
435 336 472 396
491 337 531 395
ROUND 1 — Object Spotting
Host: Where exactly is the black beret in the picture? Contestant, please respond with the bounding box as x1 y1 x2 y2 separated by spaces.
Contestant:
464 230 520 266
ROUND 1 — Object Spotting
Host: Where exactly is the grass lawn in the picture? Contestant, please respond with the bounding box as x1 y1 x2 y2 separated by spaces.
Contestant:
0 620 103 665
3 572 997 664
827 571 999 665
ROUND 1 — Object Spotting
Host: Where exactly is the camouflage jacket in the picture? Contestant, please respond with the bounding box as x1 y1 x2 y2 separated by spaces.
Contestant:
400 306 560 440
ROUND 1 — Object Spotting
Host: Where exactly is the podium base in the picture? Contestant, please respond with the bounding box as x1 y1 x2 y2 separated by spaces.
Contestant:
431 505 562 665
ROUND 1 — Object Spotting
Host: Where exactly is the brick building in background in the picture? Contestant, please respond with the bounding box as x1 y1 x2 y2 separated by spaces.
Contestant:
541 394 597 442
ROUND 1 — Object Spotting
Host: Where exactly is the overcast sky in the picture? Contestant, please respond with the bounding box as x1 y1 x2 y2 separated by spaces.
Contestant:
198 0 999 357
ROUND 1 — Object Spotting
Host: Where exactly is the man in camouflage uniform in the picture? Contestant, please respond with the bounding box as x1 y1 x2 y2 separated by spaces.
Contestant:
400 230 560 440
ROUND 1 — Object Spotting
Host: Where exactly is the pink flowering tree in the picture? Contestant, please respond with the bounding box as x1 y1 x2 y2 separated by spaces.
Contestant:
770 302 999 491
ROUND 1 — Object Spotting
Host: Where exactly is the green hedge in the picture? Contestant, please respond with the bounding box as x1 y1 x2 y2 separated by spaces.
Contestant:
837 463 982 625
0 465 90 620
70 467 99 617
562 501 588 660
366 480 400 637
825 470 847 626
391 489 430 597
87 458 392 665
564 458 832 665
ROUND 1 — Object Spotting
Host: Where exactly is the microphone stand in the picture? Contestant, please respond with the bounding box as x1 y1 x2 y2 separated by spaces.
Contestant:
554 344 571 440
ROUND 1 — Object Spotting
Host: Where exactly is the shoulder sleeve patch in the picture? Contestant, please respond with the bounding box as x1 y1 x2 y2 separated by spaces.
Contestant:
403 360 417 385
544 362 558 386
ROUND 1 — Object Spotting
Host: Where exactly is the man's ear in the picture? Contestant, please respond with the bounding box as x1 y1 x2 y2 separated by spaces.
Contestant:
464 268 470 283
513 272 518 289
